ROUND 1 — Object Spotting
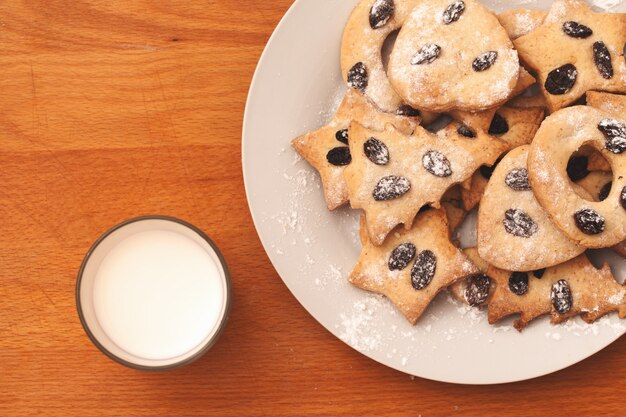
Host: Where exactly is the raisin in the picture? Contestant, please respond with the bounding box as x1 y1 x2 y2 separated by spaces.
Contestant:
545 64 577 95
373 175 411 201
442 0 465 24
472 51 498 72
411 44 441 65
347 62 368 91
396 105 420 117
326 147 351 166
388 242 416 271
465 273 491 306
533 269 546 279
621 186 626 211
598 118 626 154
508 272 529 295
410 250 437 290
504 208 538 238
335 128 349 145
488 113 509 135
593 41 613 80
566 155 589 181
364 137 390 165
505 168 531 191
562 21 593 38
422 150 452 177
551 279 573 314
599 181 612 201
574 208 605 235
369 0 394 29
457 124 476 138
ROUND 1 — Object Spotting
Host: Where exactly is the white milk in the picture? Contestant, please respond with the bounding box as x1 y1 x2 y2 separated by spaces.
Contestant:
92 230 225 361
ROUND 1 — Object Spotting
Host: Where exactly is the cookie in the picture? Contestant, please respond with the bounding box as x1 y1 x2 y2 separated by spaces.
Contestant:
506 94 548 110
350 208 479 324
344 121 509 245
575 171 626 258
514 0 626 113
587 91 626 119
497 9 547 40
448 247 494 307
478 145 585 271
341 0 420 111
292 89 418 210
486 254 626 331
528 106 626 248
388 0 520 112
449 67 538 131
460 170 487 211
487 107 545 148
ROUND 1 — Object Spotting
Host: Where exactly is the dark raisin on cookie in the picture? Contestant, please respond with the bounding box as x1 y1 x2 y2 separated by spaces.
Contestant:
533 269 546 279
545 64 577 95
508 272 529 296
574 208 605 235
488 113 509 135
457 124 476 138
411 44 441 65
599 181 612 201
593 41 613 80
472 51 498 72
373 175 411 201
551 279 573 315
396 105 420 117
335 128 349 145
442 0 465 24
505 168 531 191
369 0 395 29
388 242 416 271
410 250 437 290
422 150 452 177
504 208 538 238
465 273 491 307
347 62 368 91
566 155 589 181
326 147 351 166
364 137 390 165
562 21 593 38
620 186 626 211
598 118 626 154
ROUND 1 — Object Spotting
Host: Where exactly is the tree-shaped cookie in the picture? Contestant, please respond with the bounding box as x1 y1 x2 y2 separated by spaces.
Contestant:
478 145 585 271
514 0 626 113
448 247 494 308
350 209 479 324
292 89 418 210
388 0 520 112
344 121 508 245
497 9 547 40
486 254 626 331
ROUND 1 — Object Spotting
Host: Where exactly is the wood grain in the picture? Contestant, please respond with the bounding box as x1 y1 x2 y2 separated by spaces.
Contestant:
1 1 626 415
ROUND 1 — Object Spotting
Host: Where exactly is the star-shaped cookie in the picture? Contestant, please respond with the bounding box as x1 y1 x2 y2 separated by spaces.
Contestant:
344 121 509 245
350 208 479 324
514 0 626 112
292 89 419 210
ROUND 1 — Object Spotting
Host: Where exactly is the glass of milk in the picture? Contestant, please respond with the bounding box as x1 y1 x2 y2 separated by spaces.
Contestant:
76 216 231 370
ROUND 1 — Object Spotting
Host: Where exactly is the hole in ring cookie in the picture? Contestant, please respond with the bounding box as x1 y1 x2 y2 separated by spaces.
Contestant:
569 146 612 203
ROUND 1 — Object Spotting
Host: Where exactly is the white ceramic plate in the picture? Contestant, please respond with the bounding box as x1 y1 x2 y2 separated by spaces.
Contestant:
242 0 626 384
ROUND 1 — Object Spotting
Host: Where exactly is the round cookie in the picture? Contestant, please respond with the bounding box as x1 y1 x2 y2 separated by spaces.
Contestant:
477 145 585 271
341 0 420 111
388 0 519 112
528 106 626 248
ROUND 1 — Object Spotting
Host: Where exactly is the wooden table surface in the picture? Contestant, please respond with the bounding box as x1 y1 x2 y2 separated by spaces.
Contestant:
1 1 626 415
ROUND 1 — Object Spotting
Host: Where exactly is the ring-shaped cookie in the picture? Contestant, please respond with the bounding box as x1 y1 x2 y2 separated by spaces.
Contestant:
528 106 626 248
341 0 419 112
